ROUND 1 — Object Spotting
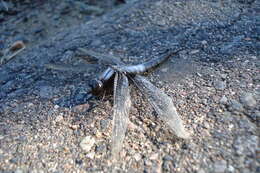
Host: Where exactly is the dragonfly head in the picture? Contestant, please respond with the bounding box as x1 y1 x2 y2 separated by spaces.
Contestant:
89 79 104 93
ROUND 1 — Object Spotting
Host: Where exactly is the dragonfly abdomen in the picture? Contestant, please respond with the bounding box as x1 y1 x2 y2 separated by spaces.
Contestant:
114 49 178 74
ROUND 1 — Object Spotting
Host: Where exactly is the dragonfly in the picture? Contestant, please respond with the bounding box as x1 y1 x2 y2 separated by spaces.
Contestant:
46 48 190 159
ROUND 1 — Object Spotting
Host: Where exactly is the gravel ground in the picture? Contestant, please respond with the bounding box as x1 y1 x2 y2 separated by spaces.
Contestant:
0 0 259 172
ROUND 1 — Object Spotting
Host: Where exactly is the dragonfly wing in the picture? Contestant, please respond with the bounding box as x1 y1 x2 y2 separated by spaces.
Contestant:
133 75 190 139
111 73 131 159
45 63 100 73
78 48 124 66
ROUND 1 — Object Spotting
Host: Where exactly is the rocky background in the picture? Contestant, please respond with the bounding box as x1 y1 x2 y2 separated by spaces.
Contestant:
0 0 259 172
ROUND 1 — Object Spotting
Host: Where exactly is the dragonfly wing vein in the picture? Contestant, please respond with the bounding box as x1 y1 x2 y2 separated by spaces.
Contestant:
133 75 190 139
111 73 131 159
78 48 123 66
45 63 100 73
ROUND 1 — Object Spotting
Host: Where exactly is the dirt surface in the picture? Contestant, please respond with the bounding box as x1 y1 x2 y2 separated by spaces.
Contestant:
0 0 259 172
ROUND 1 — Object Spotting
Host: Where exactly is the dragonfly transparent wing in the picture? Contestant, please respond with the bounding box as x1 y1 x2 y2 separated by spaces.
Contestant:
78 48 124 66
45 63 100 73
133 75 190 139
111 73 131 159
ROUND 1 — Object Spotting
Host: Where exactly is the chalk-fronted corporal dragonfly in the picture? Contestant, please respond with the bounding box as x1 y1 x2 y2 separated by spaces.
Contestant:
46 48 190 159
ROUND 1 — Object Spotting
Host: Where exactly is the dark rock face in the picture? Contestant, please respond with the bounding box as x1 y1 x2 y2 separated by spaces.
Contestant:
1 0 255 105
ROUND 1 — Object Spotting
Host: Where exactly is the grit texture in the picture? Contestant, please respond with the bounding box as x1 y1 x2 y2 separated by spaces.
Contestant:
0 0 259 172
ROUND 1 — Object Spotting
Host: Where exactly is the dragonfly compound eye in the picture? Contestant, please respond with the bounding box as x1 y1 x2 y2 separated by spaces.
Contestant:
89 79 103 92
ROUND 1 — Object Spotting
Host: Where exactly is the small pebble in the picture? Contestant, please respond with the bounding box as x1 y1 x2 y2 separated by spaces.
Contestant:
69 124 78 130
100 119 109 130
190 49 200 54
55 115 63 122
227 165 235 172
72 103 90 113
214 80 226 90
0 135 4 140
240 92 256 108
249 111 260 121
197 169 206 173
202 40 207 45
86 152 95 159
9 157 18 163
54 105 59 109
220 73 227 79
15 169 24 173
80 136 95 152
133 153 142 161
162 160 172 172
220 96 228 104
95 143 107 154
214 160 227 173
163 155 173 161
233 137 244 155
75 159 83 165
150 153 159 160
229 99 244 112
